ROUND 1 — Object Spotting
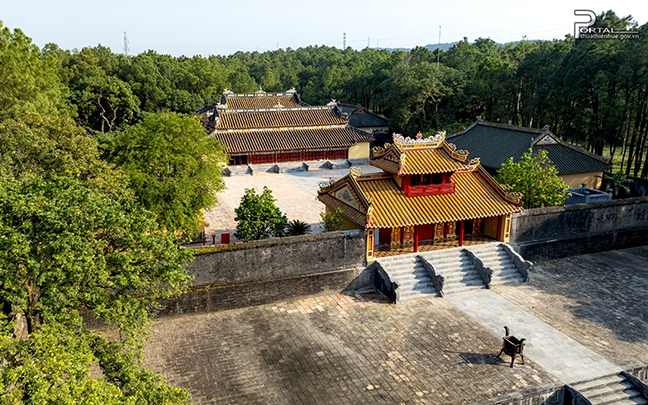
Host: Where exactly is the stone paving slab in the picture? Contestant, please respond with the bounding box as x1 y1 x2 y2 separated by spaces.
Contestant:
445 290 622 384
145 294 554 405
144 246 648 403
493 245 648 368
202 166 383 243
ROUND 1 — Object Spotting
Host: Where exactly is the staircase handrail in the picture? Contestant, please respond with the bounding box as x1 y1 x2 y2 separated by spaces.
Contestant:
373 262 400 304
620 371 648 399
417 255 445 297
463 249 493 289
500 243 532 282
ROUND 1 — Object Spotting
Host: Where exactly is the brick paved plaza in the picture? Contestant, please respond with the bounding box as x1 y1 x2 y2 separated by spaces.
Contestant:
144 246 648 404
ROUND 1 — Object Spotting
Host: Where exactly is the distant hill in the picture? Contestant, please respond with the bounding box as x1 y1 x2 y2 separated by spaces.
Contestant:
376 40 539 53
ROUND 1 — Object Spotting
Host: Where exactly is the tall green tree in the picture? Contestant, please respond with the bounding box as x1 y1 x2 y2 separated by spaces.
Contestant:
234 186 288 241
0 113 192 403
0 21 68 121
496 149 569 209
64 47 140 133
106 112 227 240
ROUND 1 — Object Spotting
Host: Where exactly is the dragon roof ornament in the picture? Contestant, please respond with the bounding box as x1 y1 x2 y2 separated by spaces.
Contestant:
392 131 446 145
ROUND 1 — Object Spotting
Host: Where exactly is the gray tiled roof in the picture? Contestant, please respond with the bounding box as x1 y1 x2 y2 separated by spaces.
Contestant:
447 121 611 175
337 104 389 128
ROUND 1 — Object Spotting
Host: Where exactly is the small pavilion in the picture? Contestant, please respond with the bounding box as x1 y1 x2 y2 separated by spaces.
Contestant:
317 133 523 260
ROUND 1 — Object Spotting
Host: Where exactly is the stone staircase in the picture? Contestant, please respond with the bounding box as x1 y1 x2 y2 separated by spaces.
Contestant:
374 242 528 302
463 243 526 287
571 373 648 405
375 254 438 302
419 247 484 295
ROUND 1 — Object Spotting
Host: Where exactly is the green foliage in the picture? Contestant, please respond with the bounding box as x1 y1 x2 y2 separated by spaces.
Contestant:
8 12 648 178
0 112 192 402
0 21 69 121
496 149 569 209
0 325 190 404
286 219 310 236
320 207 344 232
234 186 288 241
597 171 632 197
105 112 227 240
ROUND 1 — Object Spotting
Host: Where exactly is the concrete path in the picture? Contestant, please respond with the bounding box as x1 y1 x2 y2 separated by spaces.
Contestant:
446 289 622 384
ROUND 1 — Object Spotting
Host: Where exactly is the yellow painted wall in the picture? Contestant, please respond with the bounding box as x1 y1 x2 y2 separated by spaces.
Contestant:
561 172 603 189
348 142 370 159
484 216 499 239
339 217 362 231
324 207 363 231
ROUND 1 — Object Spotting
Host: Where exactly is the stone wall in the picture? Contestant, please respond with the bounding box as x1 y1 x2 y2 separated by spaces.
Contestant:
157 230 366 316
510 197 648 262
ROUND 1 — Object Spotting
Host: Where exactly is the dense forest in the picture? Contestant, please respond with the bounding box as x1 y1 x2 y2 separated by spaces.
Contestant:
3 10 648 179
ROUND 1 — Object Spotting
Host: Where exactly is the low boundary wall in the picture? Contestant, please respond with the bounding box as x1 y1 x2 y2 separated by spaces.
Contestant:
511 197 648 262
157 198 648 316
157 230 366 316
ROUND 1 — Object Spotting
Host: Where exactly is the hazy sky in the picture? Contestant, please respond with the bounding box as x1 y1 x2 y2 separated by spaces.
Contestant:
1 1 646 57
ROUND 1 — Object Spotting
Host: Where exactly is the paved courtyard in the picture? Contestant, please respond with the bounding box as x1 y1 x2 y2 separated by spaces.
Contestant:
202 166 382 242
144 246 648 404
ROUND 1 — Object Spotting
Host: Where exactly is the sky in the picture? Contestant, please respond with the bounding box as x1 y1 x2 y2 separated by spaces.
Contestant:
1 1 646 57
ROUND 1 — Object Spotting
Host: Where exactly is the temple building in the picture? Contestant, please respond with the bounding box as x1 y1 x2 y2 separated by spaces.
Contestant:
317 133 523 260
448 119 612 189
203 89 375 168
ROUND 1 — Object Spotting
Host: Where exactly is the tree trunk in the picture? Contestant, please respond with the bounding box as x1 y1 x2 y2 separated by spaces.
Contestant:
26 279 40 334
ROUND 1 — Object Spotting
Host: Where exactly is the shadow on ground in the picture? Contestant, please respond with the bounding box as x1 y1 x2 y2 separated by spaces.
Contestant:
494 245 648 366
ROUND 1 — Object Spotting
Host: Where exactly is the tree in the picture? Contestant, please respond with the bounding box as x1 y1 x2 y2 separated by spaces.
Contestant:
496 149 569 209
105 112 227 240
0 113 192 403
234 187 288 241
597 171 632 197
0 21 68 121
320 207 344 232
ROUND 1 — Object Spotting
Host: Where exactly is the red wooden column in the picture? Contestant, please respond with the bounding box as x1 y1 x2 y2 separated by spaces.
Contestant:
413 226 419 253
458 220 465 246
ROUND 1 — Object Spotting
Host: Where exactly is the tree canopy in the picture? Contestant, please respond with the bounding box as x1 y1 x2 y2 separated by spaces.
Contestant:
234 186 288 241
0 27 194 400
104 112 227 240
25 10 644 180
495 149 569 209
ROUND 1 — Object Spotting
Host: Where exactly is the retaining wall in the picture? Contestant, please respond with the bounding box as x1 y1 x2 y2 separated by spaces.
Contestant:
511 197 648 262
156 230 366 316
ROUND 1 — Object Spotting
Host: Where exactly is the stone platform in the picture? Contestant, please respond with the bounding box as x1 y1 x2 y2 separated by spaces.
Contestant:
144 246 648 404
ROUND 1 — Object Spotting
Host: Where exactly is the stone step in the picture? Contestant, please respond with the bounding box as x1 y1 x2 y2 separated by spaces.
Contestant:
443 270 482 279
572 374 624 392
490 274 524 285
591 390 645 405
582 382 634 399
572 373 648 405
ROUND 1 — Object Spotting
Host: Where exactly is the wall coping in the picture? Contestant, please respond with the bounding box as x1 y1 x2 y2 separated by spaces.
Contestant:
513 196 648 218
190 229 364 256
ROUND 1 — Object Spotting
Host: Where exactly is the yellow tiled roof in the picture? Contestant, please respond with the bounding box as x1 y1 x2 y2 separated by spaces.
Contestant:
371 136 471 175
216 107 346 130
214 127 374 154
399 148 470 174
226 95 301 109
318 194 367 227
360 168 520 228
318 166 521 229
